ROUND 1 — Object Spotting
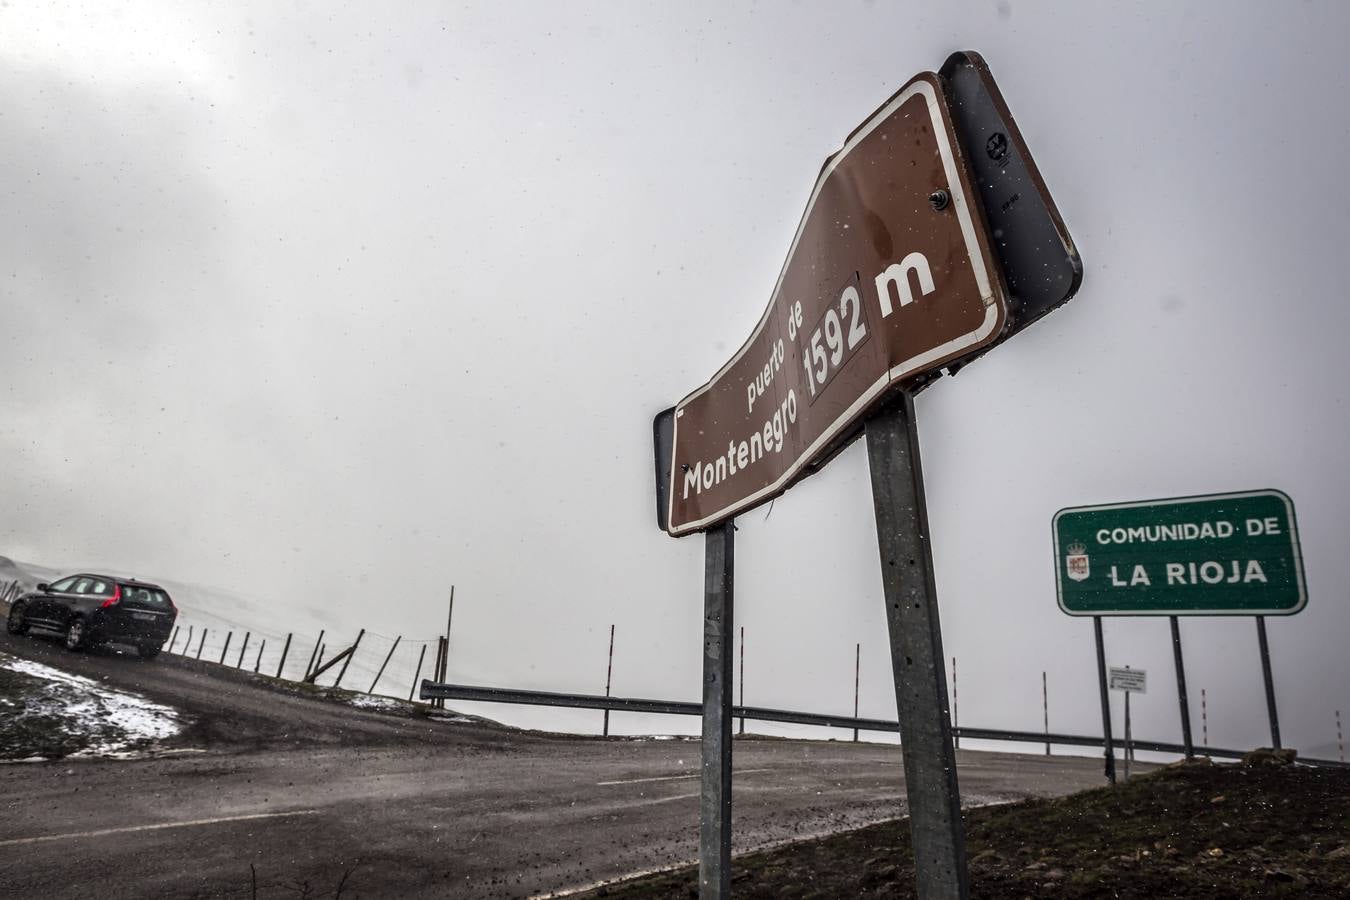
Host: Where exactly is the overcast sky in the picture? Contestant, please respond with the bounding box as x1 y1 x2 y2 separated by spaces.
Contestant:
3 2 1348 757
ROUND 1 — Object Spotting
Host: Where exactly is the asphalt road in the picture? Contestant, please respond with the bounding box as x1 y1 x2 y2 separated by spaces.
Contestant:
0 629 1116 898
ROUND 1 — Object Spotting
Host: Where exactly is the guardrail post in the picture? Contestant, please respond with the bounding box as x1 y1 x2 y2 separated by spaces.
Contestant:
865 393 968 900
699 519 734 899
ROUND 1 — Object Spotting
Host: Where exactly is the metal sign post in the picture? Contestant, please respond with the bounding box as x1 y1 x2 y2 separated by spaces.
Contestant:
1256 616 1281 748
865 393 968 900
1093 617 1117 784
1169 616 1194 758
699 520 734 899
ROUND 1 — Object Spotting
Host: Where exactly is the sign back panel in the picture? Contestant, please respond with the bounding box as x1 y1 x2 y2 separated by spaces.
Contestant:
664 73 1008 536
939 50 1082 356
1053 490 1307 616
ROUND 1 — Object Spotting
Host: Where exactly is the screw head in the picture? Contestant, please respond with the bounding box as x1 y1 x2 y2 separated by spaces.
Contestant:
928 189 951 211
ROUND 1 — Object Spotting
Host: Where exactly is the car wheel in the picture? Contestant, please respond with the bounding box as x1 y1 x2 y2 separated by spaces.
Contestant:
6 601 29 635
138 643 162 660
63 616 88 651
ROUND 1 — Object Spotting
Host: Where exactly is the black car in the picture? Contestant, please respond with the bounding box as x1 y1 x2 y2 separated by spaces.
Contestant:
6 574 177 659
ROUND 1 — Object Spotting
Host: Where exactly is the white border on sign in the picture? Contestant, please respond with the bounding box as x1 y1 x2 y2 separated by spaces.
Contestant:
668 77 1000 535
1051 489 1307 617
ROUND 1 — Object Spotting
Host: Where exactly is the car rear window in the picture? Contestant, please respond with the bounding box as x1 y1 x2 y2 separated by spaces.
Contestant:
119 585 172 608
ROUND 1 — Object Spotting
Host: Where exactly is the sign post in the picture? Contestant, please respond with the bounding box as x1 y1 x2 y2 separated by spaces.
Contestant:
699 521 734 898
1169 617 1194 758
1093 618 1116 784
866 393 968 899
1109 667 1145 781
655 54 1082 899
1256 616 1281 749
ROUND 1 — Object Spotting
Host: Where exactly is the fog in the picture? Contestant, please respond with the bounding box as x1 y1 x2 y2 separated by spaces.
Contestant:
3 2 1347 758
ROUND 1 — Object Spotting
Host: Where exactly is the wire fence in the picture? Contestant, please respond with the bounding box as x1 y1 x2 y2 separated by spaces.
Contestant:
164 615 443 702
5 577 1345 766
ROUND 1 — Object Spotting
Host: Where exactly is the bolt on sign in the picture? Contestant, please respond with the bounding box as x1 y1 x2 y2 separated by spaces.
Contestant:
658 72 1009 536
1053 490 1307 616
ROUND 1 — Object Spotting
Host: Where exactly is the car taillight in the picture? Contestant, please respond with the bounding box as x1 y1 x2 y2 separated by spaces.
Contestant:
100 585 123 609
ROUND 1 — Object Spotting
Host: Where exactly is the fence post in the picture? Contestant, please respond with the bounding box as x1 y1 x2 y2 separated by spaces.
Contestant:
334 629 364 689
409 644 427 702
254 638 266 673
603 624 615 737
1337 710 1344 763
369 635 401 695
434 636 447 709
276 633 293 679
1201 688 1208 747
219 631 233 665
237 632 250 668
304 630 325 681
738 626 745 736
1043 671 1050 756
196 628 208 660
853 643 860 743
952 656 959 750
184 625 193 656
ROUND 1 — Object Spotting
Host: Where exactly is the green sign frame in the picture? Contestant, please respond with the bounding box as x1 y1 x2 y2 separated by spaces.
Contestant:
1053 489 1306 617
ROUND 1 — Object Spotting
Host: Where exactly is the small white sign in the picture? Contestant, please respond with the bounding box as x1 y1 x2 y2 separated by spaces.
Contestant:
1109 667 1147 693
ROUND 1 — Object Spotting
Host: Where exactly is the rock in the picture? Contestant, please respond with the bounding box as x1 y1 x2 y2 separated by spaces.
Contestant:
1166 755 1213 767
1326 845 1350 861
1241 747 1297 766
1207 848 1224 858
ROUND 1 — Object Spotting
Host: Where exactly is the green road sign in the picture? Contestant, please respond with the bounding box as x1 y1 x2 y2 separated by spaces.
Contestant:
1053 490 1306 616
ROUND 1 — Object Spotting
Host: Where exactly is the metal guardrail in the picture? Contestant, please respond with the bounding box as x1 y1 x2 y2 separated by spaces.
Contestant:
419 680 1350 769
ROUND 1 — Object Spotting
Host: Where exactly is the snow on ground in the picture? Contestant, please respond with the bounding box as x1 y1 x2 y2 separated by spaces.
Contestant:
346 693 405 711
0 653 181 758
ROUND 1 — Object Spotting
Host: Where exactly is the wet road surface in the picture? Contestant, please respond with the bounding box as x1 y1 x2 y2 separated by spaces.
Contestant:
0 630 1114 898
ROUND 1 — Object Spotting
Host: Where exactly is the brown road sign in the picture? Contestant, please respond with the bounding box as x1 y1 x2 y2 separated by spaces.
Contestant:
663 72 1008 536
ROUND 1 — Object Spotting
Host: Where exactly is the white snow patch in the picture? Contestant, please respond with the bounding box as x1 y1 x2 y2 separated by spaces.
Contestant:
0 654 181 754
346 693 404 711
